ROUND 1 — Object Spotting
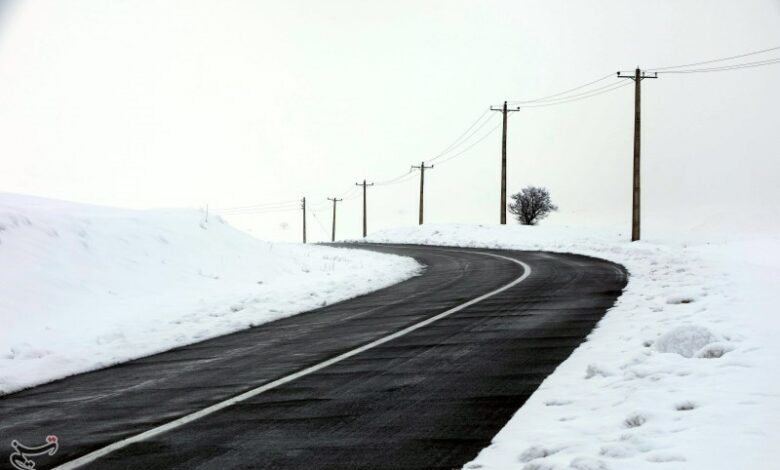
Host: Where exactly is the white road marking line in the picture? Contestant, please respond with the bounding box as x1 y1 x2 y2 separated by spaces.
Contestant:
54 250 531 469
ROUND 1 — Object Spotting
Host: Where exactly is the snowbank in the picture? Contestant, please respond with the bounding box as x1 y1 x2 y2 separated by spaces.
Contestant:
362 224 780 470
0 193 420 395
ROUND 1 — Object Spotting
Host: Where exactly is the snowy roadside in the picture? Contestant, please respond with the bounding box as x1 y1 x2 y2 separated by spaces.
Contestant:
0 194 421 395
362 224 780 470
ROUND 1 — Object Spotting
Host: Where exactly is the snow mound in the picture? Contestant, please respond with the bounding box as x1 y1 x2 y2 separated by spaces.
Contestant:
655 325 720 358
0 193 421 395
570 457 610 470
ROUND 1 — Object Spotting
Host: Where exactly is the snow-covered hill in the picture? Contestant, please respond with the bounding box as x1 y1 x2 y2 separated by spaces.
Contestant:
362 224 780 470
0 193 420 395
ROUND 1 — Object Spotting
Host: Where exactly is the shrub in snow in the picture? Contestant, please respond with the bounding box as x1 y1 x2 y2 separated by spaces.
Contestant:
695 341 733 359
521 462 556 470
599 443 636 458
570 457 610 470
646 451 686 463
584 363 615 379
508 186 558 225
655 325 719 358
666 295 695 304
518 446 559 463
675 401 697 411
8 343 51 360
623 412 647 428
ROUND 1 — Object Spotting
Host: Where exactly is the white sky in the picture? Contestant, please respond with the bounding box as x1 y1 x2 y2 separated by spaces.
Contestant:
1 0 779 242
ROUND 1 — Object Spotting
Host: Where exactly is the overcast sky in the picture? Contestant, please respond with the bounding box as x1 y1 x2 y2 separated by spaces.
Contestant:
1 0 779 242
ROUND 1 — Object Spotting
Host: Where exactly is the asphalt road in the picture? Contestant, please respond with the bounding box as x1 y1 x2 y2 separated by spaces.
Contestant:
0 244 626 470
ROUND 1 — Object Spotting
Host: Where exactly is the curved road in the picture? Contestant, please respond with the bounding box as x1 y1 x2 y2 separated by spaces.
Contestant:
0 244 626 470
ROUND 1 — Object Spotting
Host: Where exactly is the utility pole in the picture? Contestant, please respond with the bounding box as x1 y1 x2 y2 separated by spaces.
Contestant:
490 101 521 224
617 68 658 242
301 197 306 244
327 197 342 242
411 161 434 225
355 179 374 238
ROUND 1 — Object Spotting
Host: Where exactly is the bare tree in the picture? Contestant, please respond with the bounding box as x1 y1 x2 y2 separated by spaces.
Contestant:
508 186 558 225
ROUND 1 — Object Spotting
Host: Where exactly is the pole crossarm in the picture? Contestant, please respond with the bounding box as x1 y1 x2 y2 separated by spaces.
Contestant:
617 71 659 80
490 105 521 112
411 163 434 171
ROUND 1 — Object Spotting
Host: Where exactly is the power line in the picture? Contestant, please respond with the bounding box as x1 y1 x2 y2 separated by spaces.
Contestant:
649 45 780 72
214 199 300 212
428 112 499 164
519 81 633 108
427 108 492 162
219 205 301 216
308 199 332 212
373 71 614 185
508 72 616 104
655 57 780 74
343 191 362 202
374 109 496 185
504 44 780 106
375 170 415 187
435 114 508 165
218 44 780 242
309 208 330 237
516 79 625 105
216 205 300 216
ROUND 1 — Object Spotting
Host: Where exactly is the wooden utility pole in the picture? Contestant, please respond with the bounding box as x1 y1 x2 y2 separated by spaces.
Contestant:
327 197 342 242
617 68 657 241
490 101 521 224
411 161 434 225
301 197 307 244
355 179 374 238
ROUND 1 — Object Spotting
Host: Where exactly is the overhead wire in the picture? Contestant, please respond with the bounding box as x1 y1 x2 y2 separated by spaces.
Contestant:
309 208 330 237
214 199 300 213
428 108 492 161
654 57 780 74
519 80 633 108
374 108 495 185
428 112 500 164
517 79 626 104
219 205 301 216
220 44 780 234
435 114 509 166
508 72 616 104
648 45 780 72
375 169 416 187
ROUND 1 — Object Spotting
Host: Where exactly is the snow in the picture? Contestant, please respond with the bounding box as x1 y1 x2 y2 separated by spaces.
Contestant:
0 193 421 395
361 223 780 470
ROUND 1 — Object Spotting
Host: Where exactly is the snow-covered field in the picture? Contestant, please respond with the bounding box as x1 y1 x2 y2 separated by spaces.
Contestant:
4 192 778 468
363 224 780 470
0 193 421 395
